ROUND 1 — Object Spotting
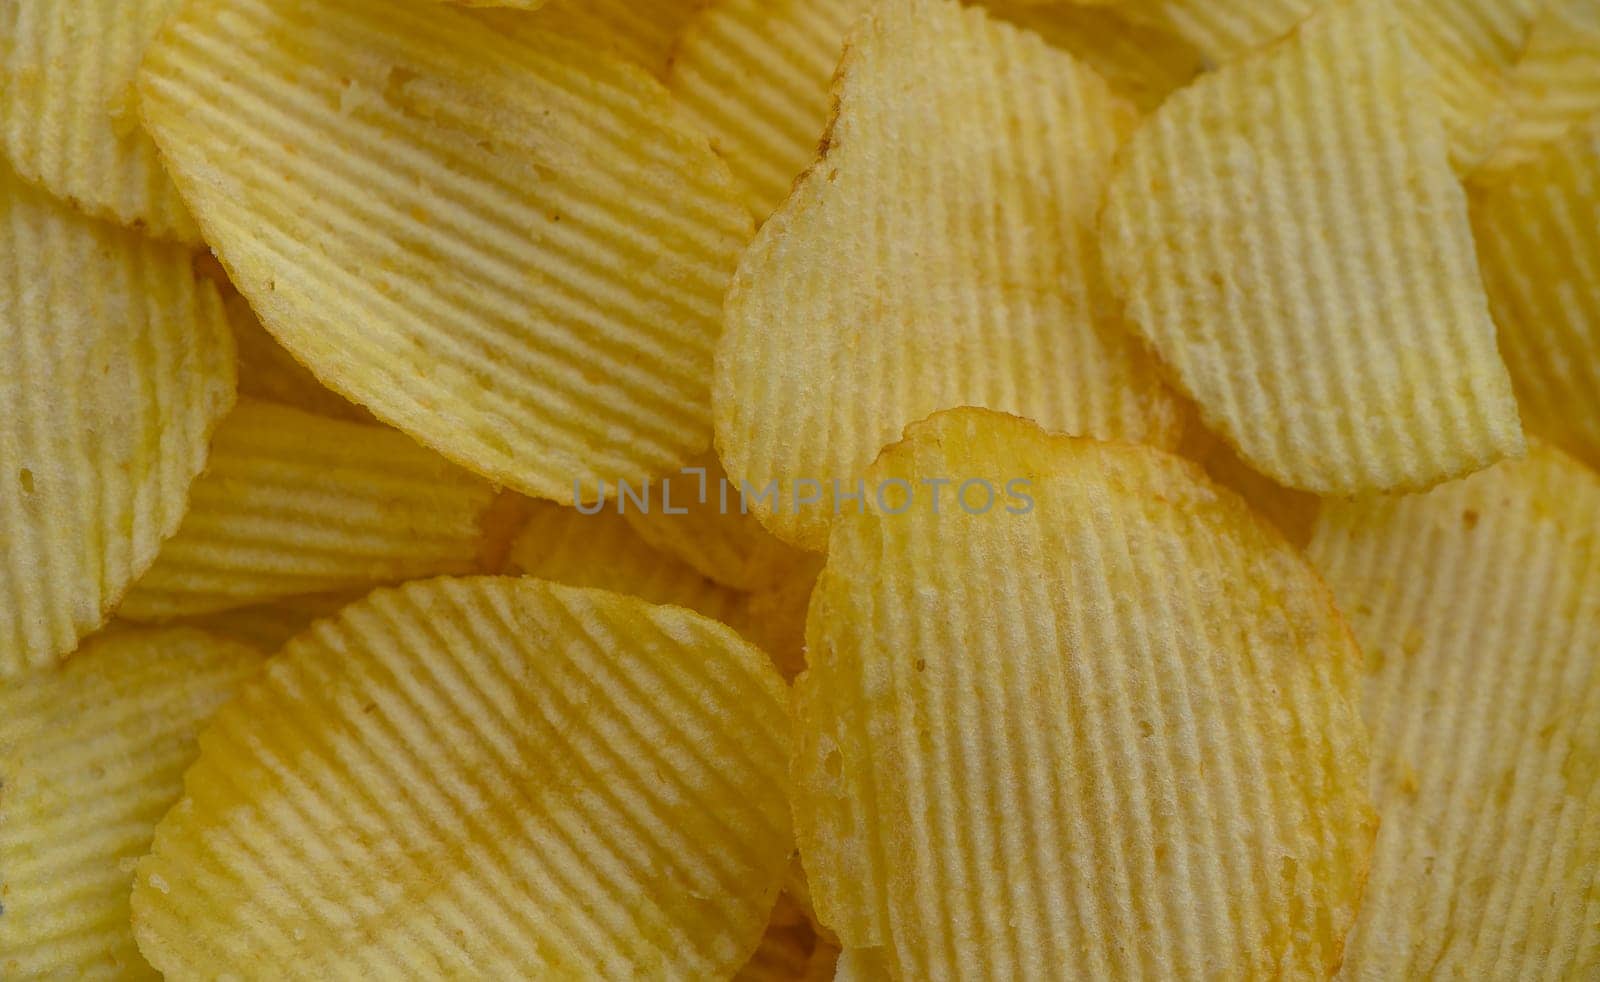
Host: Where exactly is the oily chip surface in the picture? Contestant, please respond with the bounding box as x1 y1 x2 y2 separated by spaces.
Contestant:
716 0 1183 550
132 578 793 979
1309 444 1600 979
793 408 1375 978
1101 0 1523 496
139 0 751 505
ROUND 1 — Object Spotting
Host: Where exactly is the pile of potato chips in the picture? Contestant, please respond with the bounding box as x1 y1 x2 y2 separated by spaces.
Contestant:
2 0 1596 977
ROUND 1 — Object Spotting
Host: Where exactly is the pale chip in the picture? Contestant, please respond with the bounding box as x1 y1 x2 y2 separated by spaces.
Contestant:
1100 0 1523 495
1477 0 1600 176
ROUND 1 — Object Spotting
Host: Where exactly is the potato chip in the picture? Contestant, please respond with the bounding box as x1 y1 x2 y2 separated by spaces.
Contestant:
507 497 753 637
1307 443 1600 978
1478 0 1600 176
0 627 262 979
746 556 825 681
117 400 499 620
1179 421 1321 548
0 168 235 679
619 454 807 591
832 948 892 981
0 0 200 243
167 590 369 655
139 0 751 506
1472 114 1600 471
793 408 1374 976
131 577 793 978
716 0 1184 550
1100 0 1524 496
499 0 707 79
1114 0 1317 63
225 289 371 423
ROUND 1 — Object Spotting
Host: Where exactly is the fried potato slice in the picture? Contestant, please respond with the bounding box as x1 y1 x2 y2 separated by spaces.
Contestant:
1308 443 1600 978
503 0 707 79
0 0 200 243
1477 0 1600 176
131 578 793 978
139 0 750 505
1114 0 1318 63
507 498 753 639
793 408 1375 977
716 0 1184 550
1472 113 1600 471
118 400 499 620
1101 0 1523 496
0 170 235 678
167 590 369 655
0 627 262 979
832 948 892 981
225 289 371 423
619 454 807 591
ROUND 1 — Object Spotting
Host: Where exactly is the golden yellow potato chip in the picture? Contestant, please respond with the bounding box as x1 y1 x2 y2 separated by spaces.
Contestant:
1307 443 1600 978
832 948 892 981
224 289 372 423
131 577 793 978
167 590 368 655
1101 0 1524 496
793 408 1374 976
746 555 825 681
0 627 262 979
502 0 707 79
1114 0 1317 62
716 0 1184 550
1472 113 1600 471
1477 0 1600 176
0 169 236 679
0 0 200 243
117 400 499 620
507 497 753 637
139 0 750 505
619 454 808 591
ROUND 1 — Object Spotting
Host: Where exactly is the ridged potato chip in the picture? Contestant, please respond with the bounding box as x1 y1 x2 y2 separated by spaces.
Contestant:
620 454 807 592
225 290 371 423
1478 0 1600 177
1101 0 1524 496
1308 443 1600 979
0 0 200 242
793 408 1375 977
0 627 262 979
507 498 753 636
139 0 751 505
1472 113 1600 471
131 578 793 978
501 0 706 79
832 948 892 981
716 0 1184 550
118 400 500 620
0 168 235 679
168 590 368 655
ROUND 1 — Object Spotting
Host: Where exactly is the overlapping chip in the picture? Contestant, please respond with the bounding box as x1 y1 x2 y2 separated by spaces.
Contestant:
0 168 235 679
1472 113 1600 471
139 0 751 505
168 590 368 655
1179 422 1322 548
117 399 500 620
1307 443 1600 978
0 0 200 242
1100 0 1524 496
0 627 262 978
225 289 371 423
131 578 793 977
745 555 824 681
1478 0 1600 177
716 0 1183 549
792 408 1375 976
496 0 707 79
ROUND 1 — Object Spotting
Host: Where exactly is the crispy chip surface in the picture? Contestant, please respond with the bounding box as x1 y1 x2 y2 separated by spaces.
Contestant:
716 0 1183 549
139 0 750 505
118 400 499 620
1101 0 1523 495
0 170 235 678
1308 444 1600 978
793 408 1374 977
0 0 200 242
1473 113 1600 470
0 627 262 979
131 577 793 978
1478 0 1600 176
507 498 753 637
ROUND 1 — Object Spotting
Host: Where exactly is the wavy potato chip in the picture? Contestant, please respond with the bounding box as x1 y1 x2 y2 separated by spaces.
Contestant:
793 408 1375 977
0 627 262 979
1472 114 1600 471
1478 0 1600 177
1115 0 1317 62
224 290 371 423
716 0 1183 550
139 0 751 505
502 0 707 79
832 947 892 981
131 578 792 978
1101 0 1523 496
118 400 500 620
507 498 753 637
1308 444 1600 978
168 590 369 655
0 0 200 242
0 169 235 678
